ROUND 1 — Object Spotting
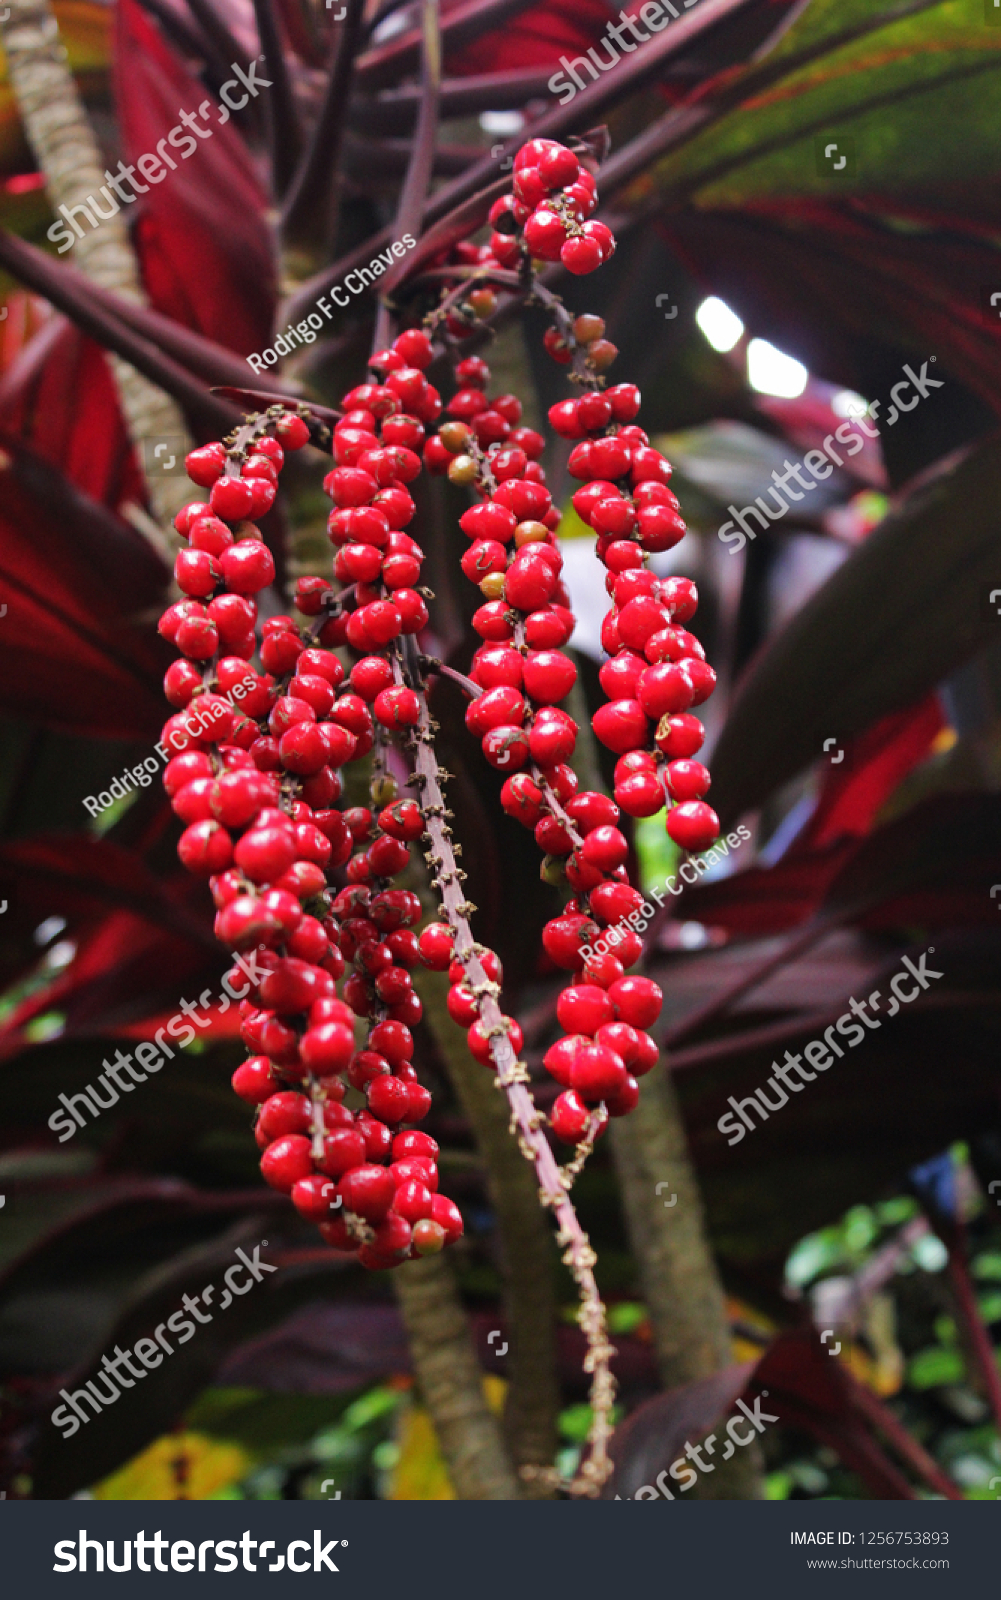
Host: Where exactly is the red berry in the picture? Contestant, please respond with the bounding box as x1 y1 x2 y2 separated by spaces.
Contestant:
373 686 421 729
665 760 710 800
259 1091 311 1140
429 1193 463 1242
339 1164 396 1222
616 770 665 817
393 1178 434 1223
260 1133 313 1192
561 235 603 275
609 975 662 1029
605 1074 639 1117
666 800 720 853
210 475 254 520
276 413 311 450
538 145 580 189
300 1021 355 1073
178 819 233 876
580 825 628 872
606 384 641 421
234 824 296 884
556 983 615 1036
570 1043 627 1101
524 208 568 261
637 662 696 719
591 699 649 755
551 1088 593 1144
655 712 705 758
523 650 577 705
482 725 530 771
467 1017 523 1066
598 651 645 700
220 540 276 595
589 880 644 924
367 1075 412 1123
231 1055 274 1104
394 329 434 369
419 922 455 969
291 1174 340 1222
540 914 595 972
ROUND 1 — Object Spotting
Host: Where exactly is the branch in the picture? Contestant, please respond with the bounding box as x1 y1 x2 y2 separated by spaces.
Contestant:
416 962 559 1492
375 0 442 339
400 658 616 1496
0 230 241 440
280 0 367 251
252 0 303 196
349 66 555 137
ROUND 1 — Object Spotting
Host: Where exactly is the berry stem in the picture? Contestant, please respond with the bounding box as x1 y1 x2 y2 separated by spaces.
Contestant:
396 641 616 1496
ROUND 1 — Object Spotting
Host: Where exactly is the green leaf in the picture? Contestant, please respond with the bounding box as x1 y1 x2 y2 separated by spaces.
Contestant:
651 0 1001 207
907 1345 965 1388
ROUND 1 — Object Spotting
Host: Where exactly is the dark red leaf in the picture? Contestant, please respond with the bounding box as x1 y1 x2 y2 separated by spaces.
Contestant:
114 0 277 357
0 434 168 736
445 0 612 73
797 694 944 851
602 1360 756 1499
0 318 143 513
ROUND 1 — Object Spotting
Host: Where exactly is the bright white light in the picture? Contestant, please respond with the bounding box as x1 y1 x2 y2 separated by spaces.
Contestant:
747 338 808 398
479 111 524 136
372 9 411 42
695 296 744 353
832 388 869 419
34 916 67 947
44 940 76 970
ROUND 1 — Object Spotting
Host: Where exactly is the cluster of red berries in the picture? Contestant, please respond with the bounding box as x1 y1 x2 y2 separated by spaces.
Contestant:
161 402 462 1272
159 131 719 1278
424 335 665 1146
552 379 721 855
487 138 614 277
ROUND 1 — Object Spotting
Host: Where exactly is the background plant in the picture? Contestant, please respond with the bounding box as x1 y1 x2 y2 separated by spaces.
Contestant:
0 0 1000 1501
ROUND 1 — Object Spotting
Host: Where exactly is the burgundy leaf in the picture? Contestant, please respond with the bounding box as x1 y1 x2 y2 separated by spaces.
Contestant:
114 0 277 357
602 1360 757 1499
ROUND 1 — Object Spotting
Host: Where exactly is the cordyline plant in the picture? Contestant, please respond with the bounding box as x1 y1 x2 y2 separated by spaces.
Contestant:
5 0 1001 1505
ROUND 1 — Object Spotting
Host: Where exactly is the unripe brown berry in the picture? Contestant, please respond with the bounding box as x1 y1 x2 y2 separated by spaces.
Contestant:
573 314 605 344
439 421 471 454
588 339 619 372
540 854 568 888
412 1218 446 1255
514 520 549 547
469 288 497 318
479 572 507 600
371 774 399 806
447 453 479 485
